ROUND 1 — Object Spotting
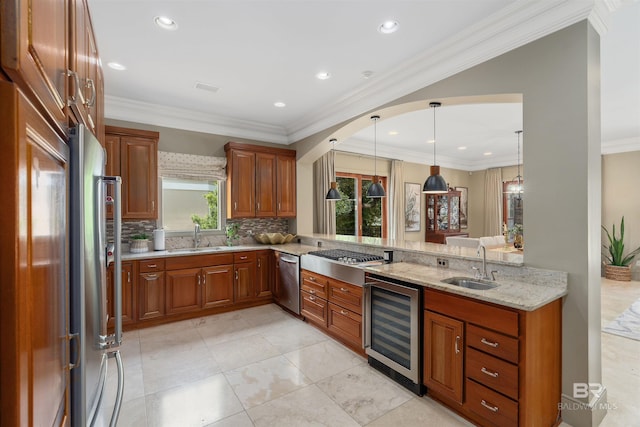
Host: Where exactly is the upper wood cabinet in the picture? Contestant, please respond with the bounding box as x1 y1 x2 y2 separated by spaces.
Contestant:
105 126 159 219
0 0 69 135
225 142 296 219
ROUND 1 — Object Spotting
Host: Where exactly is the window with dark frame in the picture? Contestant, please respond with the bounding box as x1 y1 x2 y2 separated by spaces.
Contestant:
335 172 387 238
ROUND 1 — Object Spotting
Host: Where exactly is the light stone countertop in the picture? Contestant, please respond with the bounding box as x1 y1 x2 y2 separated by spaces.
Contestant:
121 242 317 261
362 261 567 311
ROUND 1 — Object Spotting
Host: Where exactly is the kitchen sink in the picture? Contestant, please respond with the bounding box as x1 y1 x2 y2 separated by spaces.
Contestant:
440 276 498 290
167 246 226 254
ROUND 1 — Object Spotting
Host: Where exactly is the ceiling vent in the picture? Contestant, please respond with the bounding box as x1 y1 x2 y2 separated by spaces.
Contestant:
195 82 220 93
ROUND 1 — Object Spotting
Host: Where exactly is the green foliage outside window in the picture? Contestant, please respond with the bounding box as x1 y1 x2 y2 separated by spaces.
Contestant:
190 185 219 229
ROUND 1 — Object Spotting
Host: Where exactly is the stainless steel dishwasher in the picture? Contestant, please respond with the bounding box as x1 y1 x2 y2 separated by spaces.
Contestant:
277 253 300 314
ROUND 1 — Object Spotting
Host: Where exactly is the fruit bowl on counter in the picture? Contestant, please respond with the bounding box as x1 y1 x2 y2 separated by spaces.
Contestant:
254 233 296 244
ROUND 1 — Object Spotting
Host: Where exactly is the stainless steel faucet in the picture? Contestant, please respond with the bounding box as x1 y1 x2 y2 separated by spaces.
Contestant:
194 224 201 248
474 245 497 280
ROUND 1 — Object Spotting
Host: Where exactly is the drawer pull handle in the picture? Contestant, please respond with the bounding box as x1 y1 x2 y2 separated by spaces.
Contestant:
481 367 499 378
481 400 499 412
147 264 157 268
146 274 157 280
455 336 460 354
309 295 316 301
308 277 316 282
240 256 247 260
340 310 348 315
481 338 499 348
340 287 348 292
309 289 316 294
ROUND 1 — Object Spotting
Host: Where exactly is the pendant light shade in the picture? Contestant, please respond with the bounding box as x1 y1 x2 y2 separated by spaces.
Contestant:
325 138 342 201
367 115 386 198
423 102 448 193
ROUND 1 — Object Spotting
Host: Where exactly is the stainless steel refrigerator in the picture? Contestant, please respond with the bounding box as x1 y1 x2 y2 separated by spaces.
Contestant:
70 124 124 426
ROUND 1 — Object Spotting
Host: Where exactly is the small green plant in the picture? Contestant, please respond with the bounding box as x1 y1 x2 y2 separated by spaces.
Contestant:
509 223 523 237
225 223 239 246
131 233 149 240
602 216 640 266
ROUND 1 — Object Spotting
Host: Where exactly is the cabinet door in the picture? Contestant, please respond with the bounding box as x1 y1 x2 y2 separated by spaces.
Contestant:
255 250 273 298
0 0 68 134
166 268 202 315
0 84 70 426
255 152 276 217
107 262 135 328
423 310 464 404
202 264 234 308
276 155 296 217
120 136 158 219
139 272 165 320
327 303 362 348
229 150 255 218
234 261 256 303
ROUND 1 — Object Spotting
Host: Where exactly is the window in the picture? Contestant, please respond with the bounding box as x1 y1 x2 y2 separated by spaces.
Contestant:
161 177 222 231
335 173 387 238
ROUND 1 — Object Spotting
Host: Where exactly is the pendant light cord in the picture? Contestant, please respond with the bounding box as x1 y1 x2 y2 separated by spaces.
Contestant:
373 117 377 177
433 105 437 165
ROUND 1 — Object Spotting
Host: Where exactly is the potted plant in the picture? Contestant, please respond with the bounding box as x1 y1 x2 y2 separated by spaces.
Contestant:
602 216 640 281
130 233 150 253
509 223 524 249
225 223 239 246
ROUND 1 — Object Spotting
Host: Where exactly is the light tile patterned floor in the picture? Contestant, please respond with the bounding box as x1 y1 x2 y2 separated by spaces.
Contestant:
101 278 640 426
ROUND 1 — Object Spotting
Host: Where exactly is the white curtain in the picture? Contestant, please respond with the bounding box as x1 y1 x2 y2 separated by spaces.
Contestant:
158 151 226 181
484 168 503 236
313 152 336 234
388 160 405 241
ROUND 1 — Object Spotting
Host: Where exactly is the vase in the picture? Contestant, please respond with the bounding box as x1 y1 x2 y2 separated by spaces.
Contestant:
604 264 631 281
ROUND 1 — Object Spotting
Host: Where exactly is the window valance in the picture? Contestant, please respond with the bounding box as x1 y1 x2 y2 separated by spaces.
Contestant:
158 151 226 181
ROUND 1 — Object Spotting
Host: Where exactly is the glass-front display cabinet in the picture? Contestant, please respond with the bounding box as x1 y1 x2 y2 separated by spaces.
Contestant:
425 190 468 243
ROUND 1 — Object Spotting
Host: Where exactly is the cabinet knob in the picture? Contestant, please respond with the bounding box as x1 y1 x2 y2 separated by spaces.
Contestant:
309 295 316 301
340 287 348 292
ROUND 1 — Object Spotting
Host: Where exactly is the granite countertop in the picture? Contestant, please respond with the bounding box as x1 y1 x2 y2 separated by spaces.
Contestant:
362 262 567 311
120 242 318 261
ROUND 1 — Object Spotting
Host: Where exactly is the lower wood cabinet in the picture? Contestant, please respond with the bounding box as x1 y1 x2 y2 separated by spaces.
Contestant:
300 269 364 352
138 271 166 320
234 251 256 302
255 250 273 298
203 265 234 308
166 268 203 315
107 262 135 327
423 288 561 427
423 310 464 404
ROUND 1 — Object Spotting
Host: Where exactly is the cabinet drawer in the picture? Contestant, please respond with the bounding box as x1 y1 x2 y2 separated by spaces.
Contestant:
466 379 518 427
467 324 519 364
301 290 327 327
466 347 518 400
328 281 363 315
327 302 362 348
138 259 165 272
424 289 519 337
301 270 329 299
165 253 233 270
234 251 256 263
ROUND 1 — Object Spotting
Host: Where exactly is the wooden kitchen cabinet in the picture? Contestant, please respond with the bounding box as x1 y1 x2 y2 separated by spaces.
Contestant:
225 142 296 218
203 264 234 308
423 310 464 404
0 82 71 427
166 268 203 315
255 250 273 298
107 262 135 328
138 270 166 321
0 0 69 135
105 126 159 219
423 288 562 427
234 251 257 302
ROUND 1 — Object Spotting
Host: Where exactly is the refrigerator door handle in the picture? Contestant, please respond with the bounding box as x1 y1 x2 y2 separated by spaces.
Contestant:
107 350 124 427
103 176 123 348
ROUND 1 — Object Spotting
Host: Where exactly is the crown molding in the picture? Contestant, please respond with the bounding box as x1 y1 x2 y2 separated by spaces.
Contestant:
104 95 290 144
601 136 640 154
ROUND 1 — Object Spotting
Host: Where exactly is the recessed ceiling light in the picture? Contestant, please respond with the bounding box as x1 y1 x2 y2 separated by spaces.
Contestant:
316 71 331 80
427 139 435 144
458 146 467 150
154 16 178 31
274 101 286 108
388 131 398 136
378 20 399 34
107 62 126 71
361 70 374 79
484 152 493 156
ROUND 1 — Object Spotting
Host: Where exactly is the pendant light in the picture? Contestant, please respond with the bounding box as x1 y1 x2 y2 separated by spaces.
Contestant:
514 130 523 198
366 115 386 198
325 138 341 201
423 102 448 193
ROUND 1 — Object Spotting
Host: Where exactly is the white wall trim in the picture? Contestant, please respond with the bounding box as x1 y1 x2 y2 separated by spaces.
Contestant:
601 136 640 154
